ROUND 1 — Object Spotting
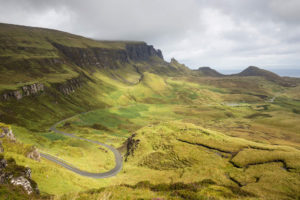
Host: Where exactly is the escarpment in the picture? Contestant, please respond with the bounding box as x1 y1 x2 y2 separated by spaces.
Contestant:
53 76 84 95
52 42 164 69
0 75 85 101
125 43 163 60
1 83 44 101
0 23 167 102
52 42 129 69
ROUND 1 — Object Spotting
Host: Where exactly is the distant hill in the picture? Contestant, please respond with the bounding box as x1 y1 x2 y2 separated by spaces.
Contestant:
236 66 281 79
234 66 296 87
193 66 297 87
194 67 224 77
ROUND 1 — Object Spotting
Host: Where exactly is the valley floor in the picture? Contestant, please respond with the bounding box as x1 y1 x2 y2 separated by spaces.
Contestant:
4 74 299 200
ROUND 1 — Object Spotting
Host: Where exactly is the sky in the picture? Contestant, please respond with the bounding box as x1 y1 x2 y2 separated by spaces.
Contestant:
0 0 300 73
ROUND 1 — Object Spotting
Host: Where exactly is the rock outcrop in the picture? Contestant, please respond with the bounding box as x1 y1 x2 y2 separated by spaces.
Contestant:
125 43 163 60
54 76 83 95
125 133 140 161
21 83 44 97
0 75 85 101
0 155 39 195
0 123 40 195
0 125 16 142
1 90 23 101
10 176 34 194
1 83 44 101
26 146 41 162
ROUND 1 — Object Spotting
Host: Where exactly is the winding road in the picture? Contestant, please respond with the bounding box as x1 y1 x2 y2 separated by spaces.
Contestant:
40 120 123 178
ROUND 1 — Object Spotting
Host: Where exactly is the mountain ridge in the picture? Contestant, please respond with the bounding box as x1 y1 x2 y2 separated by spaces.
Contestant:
0 23 167 91
0 23 298 86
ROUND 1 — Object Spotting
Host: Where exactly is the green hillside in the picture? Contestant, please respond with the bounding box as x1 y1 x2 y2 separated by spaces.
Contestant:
0 23 299 200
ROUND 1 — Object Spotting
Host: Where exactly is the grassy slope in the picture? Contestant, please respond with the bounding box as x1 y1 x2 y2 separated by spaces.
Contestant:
3 72 300 199
0 23 299 199
0 22 142 90
59 121 300 200
45 74 300 199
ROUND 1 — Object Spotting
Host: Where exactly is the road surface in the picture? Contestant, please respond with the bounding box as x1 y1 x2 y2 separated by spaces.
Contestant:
40 119 123 178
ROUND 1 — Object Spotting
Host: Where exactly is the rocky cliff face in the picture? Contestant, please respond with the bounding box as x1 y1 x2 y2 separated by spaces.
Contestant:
22 83 45 97
53 42 129 69
53 42 163 69
125 43 163 60
1 90 22 101
0 75 84 101
1 83 44 101
54 76 83 95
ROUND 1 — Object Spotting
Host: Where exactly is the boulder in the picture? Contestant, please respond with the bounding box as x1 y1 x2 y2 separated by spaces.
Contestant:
0 126 16 142
26 146 41 162
10 176 34 194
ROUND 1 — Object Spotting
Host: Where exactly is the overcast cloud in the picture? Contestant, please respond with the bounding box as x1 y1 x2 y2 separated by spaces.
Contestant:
0 0 300 72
